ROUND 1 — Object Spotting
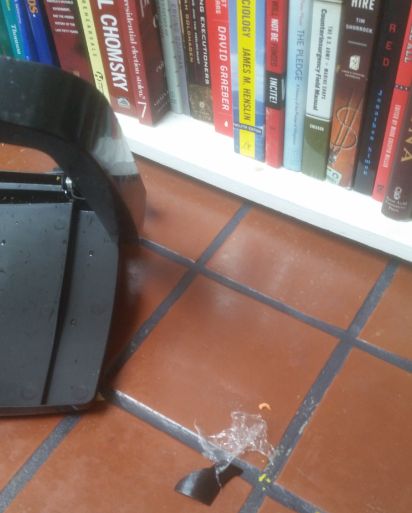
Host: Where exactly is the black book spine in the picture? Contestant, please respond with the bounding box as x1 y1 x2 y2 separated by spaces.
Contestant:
353 0 411 195
381 92 412 220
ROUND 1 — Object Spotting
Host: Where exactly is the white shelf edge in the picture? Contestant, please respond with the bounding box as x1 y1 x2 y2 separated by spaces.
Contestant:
117 111 412 262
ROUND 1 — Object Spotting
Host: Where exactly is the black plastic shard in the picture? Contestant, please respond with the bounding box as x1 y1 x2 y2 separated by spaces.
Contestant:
0 58 146 415
175 463 243 506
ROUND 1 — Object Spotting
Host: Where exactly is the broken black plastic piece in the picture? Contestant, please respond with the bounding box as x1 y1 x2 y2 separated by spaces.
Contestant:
175 463 243 506
0 58 146 415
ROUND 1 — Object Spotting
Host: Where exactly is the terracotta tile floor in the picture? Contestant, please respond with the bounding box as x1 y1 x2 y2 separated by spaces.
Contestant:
1 147 412 513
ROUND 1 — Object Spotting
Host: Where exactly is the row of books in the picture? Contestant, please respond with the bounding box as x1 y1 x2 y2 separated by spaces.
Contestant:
1 0 411 222
0 0 57 64
153 0 412 221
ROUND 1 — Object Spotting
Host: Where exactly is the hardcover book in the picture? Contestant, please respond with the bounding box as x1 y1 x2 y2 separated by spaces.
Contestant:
373 6 412 201
180 0 213 122
353 0 411 195
264 0 288 167
301 0 342 179
118 0 169 125
381 92 412 220
283 0 313 171
23 0 56 65
229 0 266 161
90 0 137 117
206 0 233 135
43 0 92 81
156 0 190 115
76 0 110 101
326 0 382 188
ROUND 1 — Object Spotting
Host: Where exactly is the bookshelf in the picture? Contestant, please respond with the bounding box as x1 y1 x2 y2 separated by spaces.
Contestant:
117 112 412 263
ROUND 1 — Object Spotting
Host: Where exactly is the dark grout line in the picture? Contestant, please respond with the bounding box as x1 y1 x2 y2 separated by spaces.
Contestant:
266 483 330 513
352 337 412 373
104 204 251 379
253 260 399 482
141 240 412 377
103 388 258 484
200 267 345 339
346 259 399 337
140 238 345 340
267 341 352 480
238 487 265 513
105 388 328 513
140 238 195 267
104 268 197 378
0 415 80 513
198 204 252 265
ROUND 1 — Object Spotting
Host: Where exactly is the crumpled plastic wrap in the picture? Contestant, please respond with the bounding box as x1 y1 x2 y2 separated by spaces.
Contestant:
196 411 274 475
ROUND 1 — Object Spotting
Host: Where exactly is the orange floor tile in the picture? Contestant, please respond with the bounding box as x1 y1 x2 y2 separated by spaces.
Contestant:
1 149 411 513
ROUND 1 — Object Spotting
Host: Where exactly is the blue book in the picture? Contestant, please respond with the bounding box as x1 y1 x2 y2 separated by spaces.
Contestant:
23 0 56 64
229 0 266 162
283 0 313 171
14 0 37 60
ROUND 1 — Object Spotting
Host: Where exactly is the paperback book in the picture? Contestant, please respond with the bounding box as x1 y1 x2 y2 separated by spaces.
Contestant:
301 0 342 179
229 0 266 161
283 0 313 171
23 0 56 64
264 0 288 167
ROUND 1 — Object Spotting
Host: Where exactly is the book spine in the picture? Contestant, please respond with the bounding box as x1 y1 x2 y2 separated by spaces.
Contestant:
14 0 37 60
0 1 13 56
1 0 25 58
301 0 342 179
180 0 213 122
156 0 190 115
76 0 110 101
43 0 92 81
23 0 56 64
264 0 287 167
135 0 169 125
381 92 412 220
326 0 382 188
117 0 149 122
229 0 266 161
283 0 313 171
353 0 411 195
89 0 137 117
206 0 233 135
373 7 412 201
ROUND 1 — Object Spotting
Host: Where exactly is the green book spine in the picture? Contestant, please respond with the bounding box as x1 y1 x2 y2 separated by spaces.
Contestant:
0 0 23 58
302 0 343 179
0 1 12 56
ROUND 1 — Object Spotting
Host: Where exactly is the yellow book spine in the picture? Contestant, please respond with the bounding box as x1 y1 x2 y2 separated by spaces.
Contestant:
76 0 110 102
237 0 256 158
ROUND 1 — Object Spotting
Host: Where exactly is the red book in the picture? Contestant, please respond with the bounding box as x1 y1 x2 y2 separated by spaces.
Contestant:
264 0 288 168
373 6 412 201
90 0 138 117
118 0 169 125
43 0 92 82
205 0 233 136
